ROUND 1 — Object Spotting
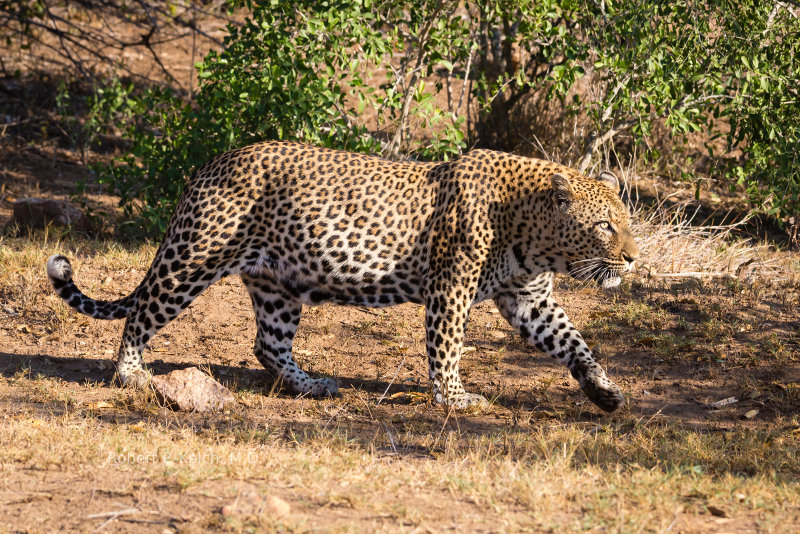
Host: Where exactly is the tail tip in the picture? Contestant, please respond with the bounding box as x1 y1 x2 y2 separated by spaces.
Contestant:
47 254 73 282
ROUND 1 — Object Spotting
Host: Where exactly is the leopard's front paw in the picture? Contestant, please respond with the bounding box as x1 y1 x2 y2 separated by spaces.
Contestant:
434 392 490 413
307 377 339 397
581 379 624 412
118 367 152 389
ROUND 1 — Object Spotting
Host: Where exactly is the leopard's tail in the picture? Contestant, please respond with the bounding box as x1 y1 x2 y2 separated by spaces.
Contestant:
46 255 139 320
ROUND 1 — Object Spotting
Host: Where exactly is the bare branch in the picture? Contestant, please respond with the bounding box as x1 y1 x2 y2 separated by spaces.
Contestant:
578 118 638 173
383 0 457 159
0 0 233 89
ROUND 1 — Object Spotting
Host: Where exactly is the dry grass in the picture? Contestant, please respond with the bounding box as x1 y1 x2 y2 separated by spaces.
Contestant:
2 400 799 532
0 228 156 333
492 141 788 284
2 226 799 532
568 143 794 284
630 198 783 281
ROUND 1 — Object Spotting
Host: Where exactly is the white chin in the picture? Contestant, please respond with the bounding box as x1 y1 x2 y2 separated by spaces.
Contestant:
601 276 622 289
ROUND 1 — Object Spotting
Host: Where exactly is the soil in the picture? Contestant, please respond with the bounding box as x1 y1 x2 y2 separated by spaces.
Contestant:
1 8 799 532
1 249 799 532
2 88 800 534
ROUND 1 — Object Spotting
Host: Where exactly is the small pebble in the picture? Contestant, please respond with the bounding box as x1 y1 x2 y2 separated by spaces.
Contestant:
266 495 291 517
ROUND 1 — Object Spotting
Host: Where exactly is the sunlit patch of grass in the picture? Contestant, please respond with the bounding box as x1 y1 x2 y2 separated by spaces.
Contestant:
615 300 670 330
0 230 156 333
636 332 696 359
759 334 797 371
583 313 623 338
696 317 734 343
630 197 786 281
2 410 798 528
2 373 799 532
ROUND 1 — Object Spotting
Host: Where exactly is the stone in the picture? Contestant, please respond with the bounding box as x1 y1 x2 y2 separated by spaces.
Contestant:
486 329 508 341
12 197 89 230
220 491 290 518
265 496 291 517
220 503 238 517
151 367 236 413
707 504 728 517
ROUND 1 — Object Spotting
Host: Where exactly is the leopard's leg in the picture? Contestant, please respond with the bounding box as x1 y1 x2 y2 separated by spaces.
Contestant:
494 275 624 412
116 259 225 387
425 283 488 411
242 274 338 397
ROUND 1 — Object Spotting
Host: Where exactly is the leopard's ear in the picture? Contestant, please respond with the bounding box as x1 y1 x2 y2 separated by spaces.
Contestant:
596 170 620 193
551 173 574 208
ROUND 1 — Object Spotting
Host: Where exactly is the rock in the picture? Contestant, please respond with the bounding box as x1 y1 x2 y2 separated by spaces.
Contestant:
220 503 238 517
265 495 291 517
151 367 236 413
12 197 89 230
486 329 507 341
707 504 727 517
221 490 261 516
220 491 290 518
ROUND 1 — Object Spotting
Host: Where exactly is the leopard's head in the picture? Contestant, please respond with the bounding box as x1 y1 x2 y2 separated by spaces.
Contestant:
551 171 639 289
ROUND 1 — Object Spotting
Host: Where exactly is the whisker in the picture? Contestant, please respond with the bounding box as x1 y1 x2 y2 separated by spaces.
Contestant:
567 255 629 289
570 261 600 273
570 262 603 278
570 269 595 280
570 257 605 265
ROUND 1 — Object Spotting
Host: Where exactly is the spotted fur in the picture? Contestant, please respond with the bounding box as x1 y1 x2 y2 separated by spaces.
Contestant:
47 141 639 412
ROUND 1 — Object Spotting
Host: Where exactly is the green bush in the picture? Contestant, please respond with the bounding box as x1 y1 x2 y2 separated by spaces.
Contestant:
91 0 799 236
566 1 800 225
476 0 799 226
100 0 389 235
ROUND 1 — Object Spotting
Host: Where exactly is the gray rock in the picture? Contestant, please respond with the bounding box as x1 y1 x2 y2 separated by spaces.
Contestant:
221 491 291 518
12 197 88 229
151 367 236 413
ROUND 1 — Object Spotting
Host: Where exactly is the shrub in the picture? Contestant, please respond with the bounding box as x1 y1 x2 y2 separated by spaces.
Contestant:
85 0 799 236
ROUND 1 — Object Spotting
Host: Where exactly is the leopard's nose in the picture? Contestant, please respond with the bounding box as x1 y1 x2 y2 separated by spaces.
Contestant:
622 245 639 271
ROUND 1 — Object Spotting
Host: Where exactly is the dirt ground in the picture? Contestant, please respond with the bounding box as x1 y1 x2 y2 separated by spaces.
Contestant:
1 247 799 531
2 91 800 534
2 157 800 531
4 253 800 427
2 8 800 532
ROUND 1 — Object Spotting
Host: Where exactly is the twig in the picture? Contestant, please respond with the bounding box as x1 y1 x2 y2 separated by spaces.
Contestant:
519 133 553 161
89 509 143 519
648 271 737 279
321 403 349 432
706 397 738 409
382 422 398 453
2 0 229 86
432 404 454 450
383 0 454 158
578 118 638 173
88 508 158 532
455 42 476 118
353 389 375 418
376 355 407 405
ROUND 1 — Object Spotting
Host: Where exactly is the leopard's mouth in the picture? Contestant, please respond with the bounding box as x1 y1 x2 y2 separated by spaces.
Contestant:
567 259 624 289
598 270 622 289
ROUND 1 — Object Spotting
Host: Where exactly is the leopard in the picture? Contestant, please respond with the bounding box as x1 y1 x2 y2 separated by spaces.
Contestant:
47 141 639 412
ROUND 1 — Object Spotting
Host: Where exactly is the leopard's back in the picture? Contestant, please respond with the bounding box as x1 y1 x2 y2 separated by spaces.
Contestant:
169 142 443 306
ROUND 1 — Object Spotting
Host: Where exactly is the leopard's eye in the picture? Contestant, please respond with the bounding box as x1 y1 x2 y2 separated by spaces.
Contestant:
597 221 612 231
